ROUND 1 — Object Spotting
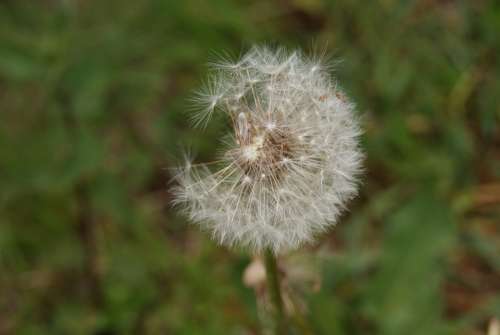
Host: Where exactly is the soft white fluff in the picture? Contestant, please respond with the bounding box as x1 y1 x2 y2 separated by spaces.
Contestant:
174 46 363 254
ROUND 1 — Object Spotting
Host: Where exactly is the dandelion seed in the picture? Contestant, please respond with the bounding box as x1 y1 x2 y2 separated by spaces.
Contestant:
173 46 363 254
265 122 276 131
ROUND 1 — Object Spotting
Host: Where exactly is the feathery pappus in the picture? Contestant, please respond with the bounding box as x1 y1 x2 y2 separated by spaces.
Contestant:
173 46 363 254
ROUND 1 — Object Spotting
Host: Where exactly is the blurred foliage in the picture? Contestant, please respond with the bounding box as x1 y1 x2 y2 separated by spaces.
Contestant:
1 0 499 334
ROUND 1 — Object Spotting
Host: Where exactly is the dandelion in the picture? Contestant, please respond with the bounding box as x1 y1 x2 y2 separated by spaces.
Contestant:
174 46 363 254
174 46 363 334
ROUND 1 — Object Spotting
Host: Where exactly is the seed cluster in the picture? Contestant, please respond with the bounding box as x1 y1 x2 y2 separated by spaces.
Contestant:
174 46 363 253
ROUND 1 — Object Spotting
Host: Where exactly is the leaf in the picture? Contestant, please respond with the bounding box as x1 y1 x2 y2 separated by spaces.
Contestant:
363 193 456 335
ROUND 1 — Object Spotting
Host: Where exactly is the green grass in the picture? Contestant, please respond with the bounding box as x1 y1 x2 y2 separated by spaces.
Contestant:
1 1 499 334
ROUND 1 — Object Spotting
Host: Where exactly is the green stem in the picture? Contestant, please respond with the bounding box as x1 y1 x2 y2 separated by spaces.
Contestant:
264 249 287 335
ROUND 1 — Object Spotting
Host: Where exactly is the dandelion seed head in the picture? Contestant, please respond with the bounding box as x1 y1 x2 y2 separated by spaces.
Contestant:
174 46 363 254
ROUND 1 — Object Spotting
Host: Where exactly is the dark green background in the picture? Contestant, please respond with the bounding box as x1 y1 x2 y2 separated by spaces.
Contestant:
1 1 499 334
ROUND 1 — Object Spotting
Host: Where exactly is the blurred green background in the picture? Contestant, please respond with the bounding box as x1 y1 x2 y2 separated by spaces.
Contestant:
1 1 499 334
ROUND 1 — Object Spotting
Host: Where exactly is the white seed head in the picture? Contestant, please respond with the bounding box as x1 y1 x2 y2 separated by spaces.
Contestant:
174 46 363 254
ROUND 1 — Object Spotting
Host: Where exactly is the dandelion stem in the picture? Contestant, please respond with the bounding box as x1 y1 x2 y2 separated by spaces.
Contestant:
264 249 287 335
